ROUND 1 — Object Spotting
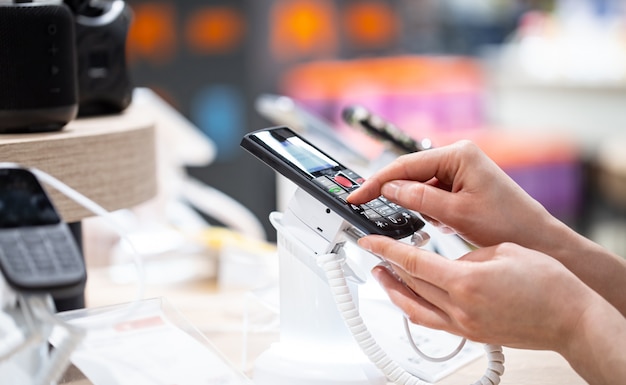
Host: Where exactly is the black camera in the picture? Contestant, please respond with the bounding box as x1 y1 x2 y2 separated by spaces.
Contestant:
0 0 133 134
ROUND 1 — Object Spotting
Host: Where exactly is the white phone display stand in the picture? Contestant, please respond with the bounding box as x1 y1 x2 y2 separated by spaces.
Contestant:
252 187 505 385
253 188 386 385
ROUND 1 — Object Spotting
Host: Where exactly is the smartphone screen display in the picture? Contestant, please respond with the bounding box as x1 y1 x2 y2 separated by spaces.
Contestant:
0 168 61 228
253 130 338 176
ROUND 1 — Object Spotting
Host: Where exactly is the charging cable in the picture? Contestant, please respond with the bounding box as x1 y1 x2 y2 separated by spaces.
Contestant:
316 251 505 385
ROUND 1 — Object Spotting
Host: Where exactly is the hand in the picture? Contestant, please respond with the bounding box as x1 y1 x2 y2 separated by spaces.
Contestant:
348 140 626 319
348 140 559 251
360 235 597 352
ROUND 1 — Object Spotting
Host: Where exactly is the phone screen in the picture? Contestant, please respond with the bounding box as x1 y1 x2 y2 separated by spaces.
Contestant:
0 168 61 228
254 130 338 176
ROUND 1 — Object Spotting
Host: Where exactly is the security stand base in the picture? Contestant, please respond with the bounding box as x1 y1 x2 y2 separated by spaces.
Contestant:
254 342 386 385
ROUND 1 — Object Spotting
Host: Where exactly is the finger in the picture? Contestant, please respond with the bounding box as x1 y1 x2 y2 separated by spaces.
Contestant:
382 263 452 313
347 144 464 204
379 180 461 228
371 266 452 330
359 235 455 288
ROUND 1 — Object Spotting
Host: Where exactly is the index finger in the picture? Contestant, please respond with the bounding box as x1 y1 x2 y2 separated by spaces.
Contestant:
358 235 456 288
347 142 465 204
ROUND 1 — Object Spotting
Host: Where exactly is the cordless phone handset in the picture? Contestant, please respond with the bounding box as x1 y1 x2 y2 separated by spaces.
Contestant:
0 166 86 298
241 126 425 240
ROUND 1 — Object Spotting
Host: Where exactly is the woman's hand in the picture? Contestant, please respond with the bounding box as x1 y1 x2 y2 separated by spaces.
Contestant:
348 140 559 251
361 236 593 351
348 140 626 317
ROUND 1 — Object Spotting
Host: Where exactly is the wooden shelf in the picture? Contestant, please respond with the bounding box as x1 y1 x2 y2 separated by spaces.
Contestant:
0 104 157 222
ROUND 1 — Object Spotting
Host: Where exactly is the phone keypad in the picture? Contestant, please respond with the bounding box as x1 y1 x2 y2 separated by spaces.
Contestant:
313 171 416 230
0 225 85 289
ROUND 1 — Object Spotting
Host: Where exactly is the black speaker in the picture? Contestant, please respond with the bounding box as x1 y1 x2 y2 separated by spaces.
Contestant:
0 1 78 133
71 0 133 116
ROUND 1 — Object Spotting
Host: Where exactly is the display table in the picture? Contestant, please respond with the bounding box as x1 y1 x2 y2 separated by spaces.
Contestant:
69 267 587 385
0 105 157 223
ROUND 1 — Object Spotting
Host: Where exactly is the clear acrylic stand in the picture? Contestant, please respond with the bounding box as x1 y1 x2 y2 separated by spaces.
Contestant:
56 297 252 385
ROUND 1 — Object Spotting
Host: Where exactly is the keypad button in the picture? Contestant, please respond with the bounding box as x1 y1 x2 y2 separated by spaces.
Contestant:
336 192 349 203
375 206 396 216
366 199 385 209
374 219 389 228
350 204 363 213
333 174 353 188
314 176 335 188
387 202 402 210
363 209 381 220
387 212 409 226
328 185 343 195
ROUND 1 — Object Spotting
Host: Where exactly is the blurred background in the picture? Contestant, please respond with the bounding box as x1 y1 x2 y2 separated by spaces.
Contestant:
123 0 626 255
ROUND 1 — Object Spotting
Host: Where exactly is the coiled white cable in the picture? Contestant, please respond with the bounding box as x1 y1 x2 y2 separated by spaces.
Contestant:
317 253 505 385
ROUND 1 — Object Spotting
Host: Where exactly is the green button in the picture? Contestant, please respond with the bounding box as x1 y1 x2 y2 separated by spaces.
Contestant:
329 186 342 194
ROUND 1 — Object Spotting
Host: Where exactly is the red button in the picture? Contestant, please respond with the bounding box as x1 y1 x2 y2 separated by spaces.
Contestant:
334 175 353 188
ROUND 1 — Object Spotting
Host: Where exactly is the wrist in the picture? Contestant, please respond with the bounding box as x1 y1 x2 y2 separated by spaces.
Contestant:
559 294 626 385
529 216 626 317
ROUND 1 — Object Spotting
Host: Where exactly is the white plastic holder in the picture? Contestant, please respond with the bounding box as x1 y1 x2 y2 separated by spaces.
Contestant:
253 188 386 385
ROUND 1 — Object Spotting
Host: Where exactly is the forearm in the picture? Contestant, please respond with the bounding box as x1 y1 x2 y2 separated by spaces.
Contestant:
560 296 626 385
532 217 626 317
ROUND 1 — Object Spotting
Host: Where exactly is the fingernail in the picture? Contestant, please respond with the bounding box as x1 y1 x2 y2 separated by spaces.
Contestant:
357 237 371 252
370 267 382 282
381 181 401 200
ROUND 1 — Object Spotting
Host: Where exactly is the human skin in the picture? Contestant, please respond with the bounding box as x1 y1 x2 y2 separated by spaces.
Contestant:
359 237 626 385
347 140 626 384
347 140 626 317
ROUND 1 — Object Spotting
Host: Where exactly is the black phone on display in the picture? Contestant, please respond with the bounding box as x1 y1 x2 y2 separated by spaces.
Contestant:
0 166 86 299
342 105 433 154
241 126 425 239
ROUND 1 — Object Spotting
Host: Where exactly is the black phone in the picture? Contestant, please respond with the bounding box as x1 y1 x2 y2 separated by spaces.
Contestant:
0 166 86 299
342 105 433 154
255 93 368 163
241 126 425 239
